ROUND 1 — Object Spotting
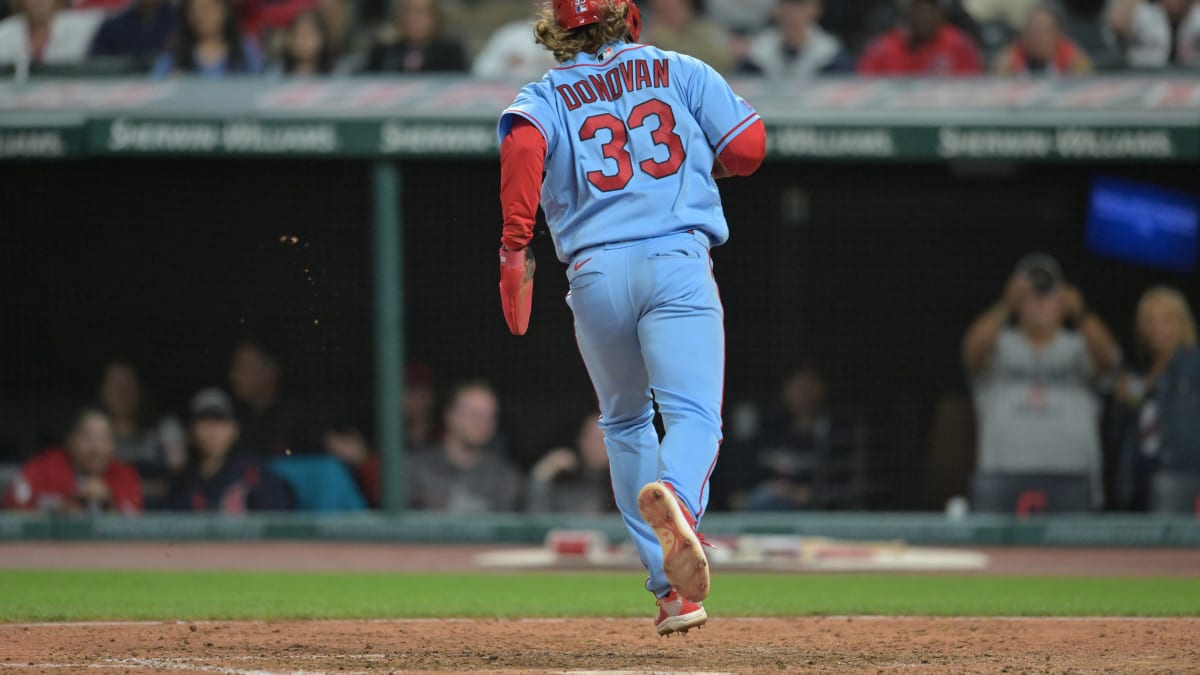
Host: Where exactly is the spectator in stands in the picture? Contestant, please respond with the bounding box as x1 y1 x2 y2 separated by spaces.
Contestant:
94 361 187 506
962 254 1121 512
166 388 293 512
526 413 614 513
1175 0 1200 66
739 0 852 77
364 0 465 73
228 340 308 456
324 364 438 507
963 0 1038 29
96 361 178 471
858 0 984 75
471 13 557 82
993 3 1093 74
314 0 355 62
151 0 264 77
1107 0 1200 67
0 0 103 66
1060 0 1125 70
407 380 522 512
1115 286 1200 510
271 8 333 74
88 0 179 72
707 0 777 34
641 0 735 74
740 362 867 511
403 363 437 450
3 407 142 514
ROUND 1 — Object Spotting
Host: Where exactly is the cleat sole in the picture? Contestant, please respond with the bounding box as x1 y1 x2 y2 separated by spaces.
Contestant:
638 483 710 602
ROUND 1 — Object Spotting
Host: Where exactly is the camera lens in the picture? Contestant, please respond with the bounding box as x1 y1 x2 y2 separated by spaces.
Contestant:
1027 268 1055 296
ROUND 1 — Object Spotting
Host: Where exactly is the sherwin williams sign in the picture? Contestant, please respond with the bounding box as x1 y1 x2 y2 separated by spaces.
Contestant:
1 77 1197 161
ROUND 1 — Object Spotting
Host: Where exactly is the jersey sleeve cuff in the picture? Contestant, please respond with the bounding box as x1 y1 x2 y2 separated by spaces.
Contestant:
499 109 551 146
713 112 761 156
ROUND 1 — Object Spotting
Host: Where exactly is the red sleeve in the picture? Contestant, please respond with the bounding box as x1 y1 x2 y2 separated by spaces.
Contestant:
106 462 143 514
717 119 766 177
3 452 62 510
499 117 547 252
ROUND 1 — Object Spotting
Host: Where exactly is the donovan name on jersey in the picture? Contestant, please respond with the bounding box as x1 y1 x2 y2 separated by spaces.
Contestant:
555 57 671 110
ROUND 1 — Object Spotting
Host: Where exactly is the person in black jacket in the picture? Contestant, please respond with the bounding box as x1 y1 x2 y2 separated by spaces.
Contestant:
1115 285 1200 511
167 388 293 513
365 0 465 73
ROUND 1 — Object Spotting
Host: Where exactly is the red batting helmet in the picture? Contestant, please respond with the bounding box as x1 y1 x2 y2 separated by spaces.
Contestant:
554 0 643 42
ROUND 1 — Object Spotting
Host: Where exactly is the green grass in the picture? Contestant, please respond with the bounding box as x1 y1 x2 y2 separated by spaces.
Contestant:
1 571 1198 621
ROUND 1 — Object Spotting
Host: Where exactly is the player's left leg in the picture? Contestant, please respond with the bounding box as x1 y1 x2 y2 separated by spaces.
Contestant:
631 231 725 601
635 233 725 521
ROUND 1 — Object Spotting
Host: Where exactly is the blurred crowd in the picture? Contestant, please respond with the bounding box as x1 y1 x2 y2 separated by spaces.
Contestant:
0 339 858 515
1 0 1200 79
2 264 1197 516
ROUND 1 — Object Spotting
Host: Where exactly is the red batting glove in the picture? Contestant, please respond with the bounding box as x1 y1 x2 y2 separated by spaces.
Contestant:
499 246 535 335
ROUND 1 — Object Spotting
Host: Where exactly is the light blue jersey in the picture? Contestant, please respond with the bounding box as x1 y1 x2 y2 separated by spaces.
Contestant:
499 41 760 262
498 39 761 601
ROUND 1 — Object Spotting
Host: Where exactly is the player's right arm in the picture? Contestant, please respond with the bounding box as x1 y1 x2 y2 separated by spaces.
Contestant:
497 86 557 335
682 57 766 179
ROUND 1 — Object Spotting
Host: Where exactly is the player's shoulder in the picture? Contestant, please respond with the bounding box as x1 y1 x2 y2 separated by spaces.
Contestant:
512 76 555 104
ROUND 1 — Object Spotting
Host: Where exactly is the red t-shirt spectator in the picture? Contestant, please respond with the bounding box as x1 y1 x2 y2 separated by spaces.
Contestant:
858 25 983 75
2 447 143 514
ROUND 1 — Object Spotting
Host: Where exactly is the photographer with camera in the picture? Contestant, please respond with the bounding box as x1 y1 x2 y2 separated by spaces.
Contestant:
962 253 1121 512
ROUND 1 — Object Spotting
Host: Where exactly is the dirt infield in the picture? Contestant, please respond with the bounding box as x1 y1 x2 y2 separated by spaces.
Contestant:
4 544 1197 672
3 541 1200 576
2 617 1198 674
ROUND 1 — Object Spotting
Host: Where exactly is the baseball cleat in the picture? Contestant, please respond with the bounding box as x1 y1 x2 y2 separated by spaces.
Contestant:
655 589 707 636
638 481 711 602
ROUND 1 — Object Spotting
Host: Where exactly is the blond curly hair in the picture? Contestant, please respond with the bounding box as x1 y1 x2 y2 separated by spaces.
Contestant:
535 1 632 64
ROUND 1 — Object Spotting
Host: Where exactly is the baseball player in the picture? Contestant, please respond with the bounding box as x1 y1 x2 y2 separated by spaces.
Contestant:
496 0 765 635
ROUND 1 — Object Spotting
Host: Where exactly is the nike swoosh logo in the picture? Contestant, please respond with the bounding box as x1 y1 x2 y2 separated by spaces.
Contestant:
574 258 593 272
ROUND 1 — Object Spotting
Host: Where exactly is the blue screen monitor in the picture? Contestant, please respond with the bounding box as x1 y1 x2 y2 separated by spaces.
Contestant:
1086 177 1198 274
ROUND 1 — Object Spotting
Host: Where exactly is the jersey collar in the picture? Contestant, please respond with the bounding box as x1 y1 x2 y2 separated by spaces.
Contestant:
562 40 628 68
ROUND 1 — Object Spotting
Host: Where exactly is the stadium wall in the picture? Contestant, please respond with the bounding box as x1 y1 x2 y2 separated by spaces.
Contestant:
1 512 1199 547
2 77 1198 515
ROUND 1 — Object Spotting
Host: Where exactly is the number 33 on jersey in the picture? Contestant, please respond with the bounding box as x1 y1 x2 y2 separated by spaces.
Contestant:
499 43 762 263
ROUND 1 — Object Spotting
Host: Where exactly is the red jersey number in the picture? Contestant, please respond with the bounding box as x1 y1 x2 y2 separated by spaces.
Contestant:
577 98 685 192
578 113 634 192
628 99 686 179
